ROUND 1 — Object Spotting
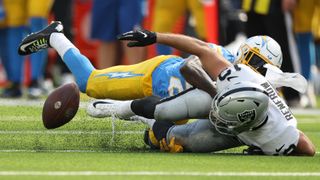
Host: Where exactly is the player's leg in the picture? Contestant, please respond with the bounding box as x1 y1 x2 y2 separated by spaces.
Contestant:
18 25 173 99
119 0 145 64
188 0 207 40
0 0 27 98
155 119 243 152
18 21 94 93
87 88 212 122
136 115 242 152
85 55 175 99
91 0 119 68
152 0 186 55
27 0 54 98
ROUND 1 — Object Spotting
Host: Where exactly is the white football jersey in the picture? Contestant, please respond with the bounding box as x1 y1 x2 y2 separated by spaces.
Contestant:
216 64 299 155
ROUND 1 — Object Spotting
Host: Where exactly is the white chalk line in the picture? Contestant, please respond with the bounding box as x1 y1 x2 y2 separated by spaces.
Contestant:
0 98 319 115
0 149 318 154
0 171 319 176
0 130 143 135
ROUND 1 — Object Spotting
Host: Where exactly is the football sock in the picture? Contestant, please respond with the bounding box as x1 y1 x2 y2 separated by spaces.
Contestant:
29 17 48 81
131 95 161 119
50 33 94 92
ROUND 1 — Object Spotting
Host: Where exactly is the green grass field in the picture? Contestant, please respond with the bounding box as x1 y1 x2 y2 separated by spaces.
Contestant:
0 101 320 179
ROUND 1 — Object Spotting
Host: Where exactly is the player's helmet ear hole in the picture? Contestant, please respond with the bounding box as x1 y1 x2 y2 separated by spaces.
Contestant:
254 101 260 107
237 99 244 102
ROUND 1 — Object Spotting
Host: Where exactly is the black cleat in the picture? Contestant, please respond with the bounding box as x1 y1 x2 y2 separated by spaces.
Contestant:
18 21 64 55
0 83 22 98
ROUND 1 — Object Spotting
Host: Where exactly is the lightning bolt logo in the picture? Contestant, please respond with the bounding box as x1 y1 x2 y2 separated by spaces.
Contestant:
94 72 144 79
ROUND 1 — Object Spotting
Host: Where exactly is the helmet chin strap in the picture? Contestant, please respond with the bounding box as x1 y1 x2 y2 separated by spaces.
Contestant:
264 64 308 93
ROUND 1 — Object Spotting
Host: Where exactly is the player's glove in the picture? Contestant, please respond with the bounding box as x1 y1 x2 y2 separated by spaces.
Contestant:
159 137 183 153
117 30 157 47
243 146 265 155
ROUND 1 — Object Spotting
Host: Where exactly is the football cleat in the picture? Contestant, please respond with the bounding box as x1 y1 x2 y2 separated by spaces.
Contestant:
27 80 44 99
0 83 22 98
86 99 134 119
18 21 64 55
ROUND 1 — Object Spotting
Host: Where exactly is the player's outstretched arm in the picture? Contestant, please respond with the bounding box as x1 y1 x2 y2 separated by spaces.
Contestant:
118 30 232 80
156 32 232 79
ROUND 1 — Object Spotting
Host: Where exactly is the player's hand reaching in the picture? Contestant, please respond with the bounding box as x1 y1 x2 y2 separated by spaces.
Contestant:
117 29 157 47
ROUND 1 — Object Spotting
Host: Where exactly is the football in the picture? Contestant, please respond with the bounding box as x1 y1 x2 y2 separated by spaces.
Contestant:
42 82 80 129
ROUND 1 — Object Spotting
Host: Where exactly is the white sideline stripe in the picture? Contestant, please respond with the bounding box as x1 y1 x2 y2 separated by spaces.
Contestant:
3 129 319 136
0 171 320 176
0 130 143 135
0 149 319 154
0 99 319 115
0 149 99 153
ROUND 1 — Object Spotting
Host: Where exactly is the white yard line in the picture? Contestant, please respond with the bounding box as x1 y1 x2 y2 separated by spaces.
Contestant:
0 130 143 135
0 171 319 176
0 99 319 115
0 149 318 154
0 99 87 108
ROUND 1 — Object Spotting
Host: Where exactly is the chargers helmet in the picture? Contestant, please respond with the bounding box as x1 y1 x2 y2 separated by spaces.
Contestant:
234 36 282 75
209 81 269 135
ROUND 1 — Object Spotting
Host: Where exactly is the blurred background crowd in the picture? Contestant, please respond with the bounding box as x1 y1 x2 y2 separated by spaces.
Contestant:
0 0 319 109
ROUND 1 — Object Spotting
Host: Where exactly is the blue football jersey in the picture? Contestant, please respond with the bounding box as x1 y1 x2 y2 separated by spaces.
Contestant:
152 43 235 98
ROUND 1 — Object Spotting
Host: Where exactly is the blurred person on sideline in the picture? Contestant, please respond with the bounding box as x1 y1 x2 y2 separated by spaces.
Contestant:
292 0 318 107
0 0 53 98
152 0 208 55
311 1 320 96
90 0 146 68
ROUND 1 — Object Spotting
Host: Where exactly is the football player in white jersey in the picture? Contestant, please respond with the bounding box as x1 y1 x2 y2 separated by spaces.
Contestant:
93 30 315 156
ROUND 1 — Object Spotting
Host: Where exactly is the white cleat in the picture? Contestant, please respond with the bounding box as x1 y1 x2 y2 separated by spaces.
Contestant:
86 99 134 119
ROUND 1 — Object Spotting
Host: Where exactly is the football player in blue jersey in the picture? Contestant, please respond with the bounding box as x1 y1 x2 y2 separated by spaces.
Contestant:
18 21 235 101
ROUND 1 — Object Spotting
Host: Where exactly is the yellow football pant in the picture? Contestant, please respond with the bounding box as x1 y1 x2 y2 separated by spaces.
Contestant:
86 55 177 100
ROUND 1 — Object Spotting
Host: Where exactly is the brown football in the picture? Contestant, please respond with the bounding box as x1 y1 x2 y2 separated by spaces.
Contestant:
42 82 80 129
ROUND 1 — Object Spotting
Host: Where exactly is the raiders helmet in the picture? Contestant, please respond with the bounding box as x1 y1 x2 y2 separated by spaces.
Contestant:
234 35 282 75
209 81 269 135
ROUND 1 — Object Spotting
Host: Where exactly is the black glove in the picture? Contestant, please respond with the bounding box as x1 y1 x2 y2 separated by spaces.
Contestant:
117 30 157 47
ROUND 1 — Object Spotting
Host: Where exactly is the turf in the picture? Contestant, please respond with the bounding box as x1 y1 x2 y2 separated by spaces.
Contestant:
0 105 319 179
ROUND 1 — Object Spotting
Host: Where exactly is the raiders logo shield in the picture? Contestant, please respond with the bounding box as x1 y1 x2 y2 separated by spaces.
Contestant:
237 109 256 122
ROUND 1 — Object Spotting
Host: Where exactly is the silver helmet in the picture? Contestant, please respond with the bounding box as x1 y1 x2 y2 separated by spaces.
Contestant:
234 35 283 75
209 81 269 135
